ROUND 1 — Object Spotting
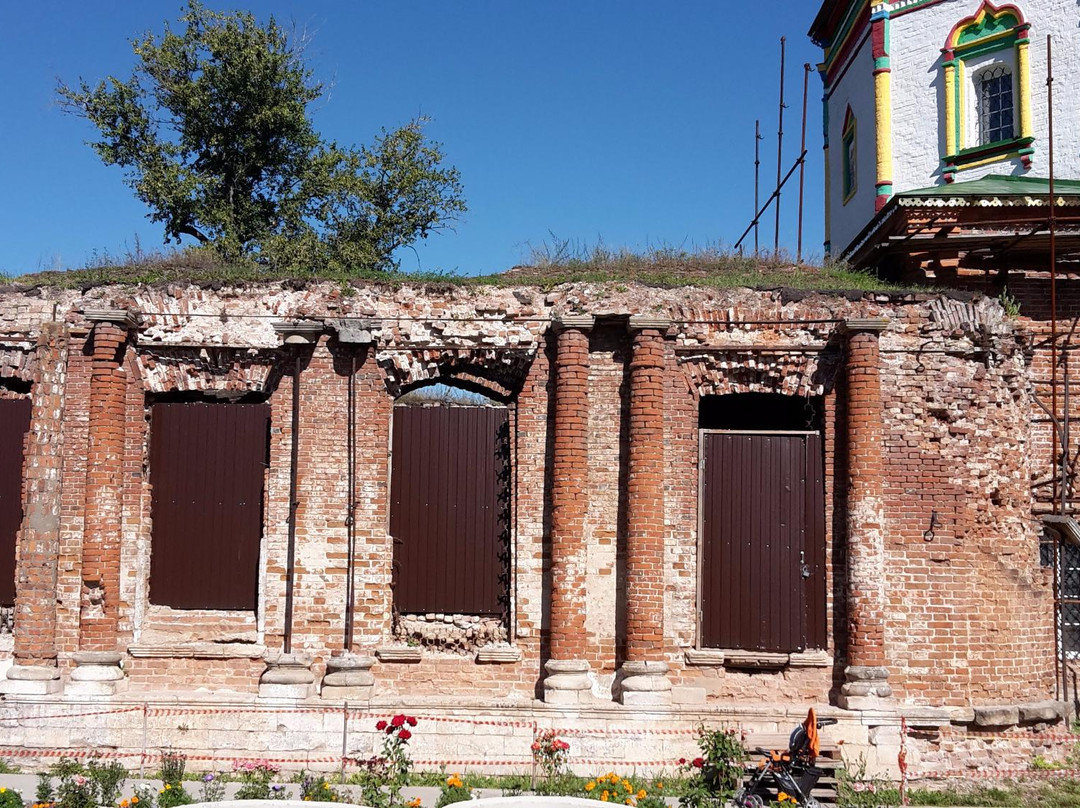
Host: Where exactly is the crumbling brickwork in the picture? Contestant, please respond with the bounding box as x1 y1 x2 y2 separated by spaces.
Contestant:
0 279 1061 775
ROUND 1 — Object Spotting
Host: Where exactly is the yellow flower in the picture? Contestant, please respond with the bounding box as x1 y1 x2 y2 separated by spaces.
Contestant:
656 782 664 790
601 791 610 801
158 790 165 795
585 782 596 792
622 780 632 793
408 800 422 808
624 800 633 806
132 798 140 804
637 790 646 800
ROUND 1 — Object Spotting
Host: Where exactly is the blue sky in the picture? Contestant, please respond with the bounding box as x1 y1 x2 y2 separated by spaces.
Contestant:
0 2 826 276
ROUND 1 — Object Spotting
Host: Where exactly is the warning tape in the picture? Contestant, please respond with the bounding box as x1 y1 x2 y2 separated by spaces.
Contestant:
0 706 143 724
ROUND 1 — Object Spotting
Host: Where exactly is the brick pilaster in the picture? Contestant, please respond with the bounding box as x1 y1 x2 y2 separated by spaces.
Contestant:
544 316 594 703
617 318 672 705
79 317 133 653
840 317 892 708
11 323 67 670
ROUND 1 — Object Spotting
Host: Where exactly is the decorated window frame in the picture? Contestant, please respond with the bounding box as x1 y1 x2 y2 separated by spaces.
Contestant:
841 106 857 204
940 1 1033 182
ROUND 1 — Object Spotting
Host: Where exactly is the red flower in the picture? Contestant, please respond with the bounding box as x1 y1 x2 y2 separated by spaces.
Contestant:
399 729 412 741
678 758 686 765
692 758 704 769
531 742 541 752
391 714 406 728
407 716 418 727
375 721 387 731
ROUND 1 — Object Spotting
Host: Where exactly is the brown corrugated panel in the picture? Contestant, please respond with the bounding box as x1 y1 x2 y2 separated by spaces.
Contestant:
390 405 508 615
701 432 825 653
0 398 31 607
149 402 269 610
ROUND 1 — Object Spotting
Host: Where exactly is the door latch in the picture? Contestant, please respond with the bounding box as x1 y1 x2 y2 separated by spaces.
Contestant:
800 550 811 579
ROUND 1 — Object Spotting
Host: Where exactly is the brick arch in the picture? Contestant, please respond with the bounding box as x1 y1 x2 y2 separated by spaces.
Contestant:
134 346 285 395
375 347 535 400
677 349 842 399
0 344 36 385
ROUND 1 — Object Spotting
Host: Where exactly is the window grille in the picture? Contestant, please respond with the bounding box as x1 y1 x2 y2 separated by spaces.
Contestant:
978 65 1014 145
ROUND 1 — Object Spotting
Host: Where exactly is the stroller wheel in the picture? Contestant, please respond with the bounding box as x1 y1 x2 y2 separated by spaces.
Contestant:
731 791 765 808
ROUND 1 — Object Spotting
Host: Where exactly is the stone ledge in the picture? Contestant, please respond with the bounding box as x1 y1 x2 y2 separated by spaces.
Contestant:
377 646 423 663
685 648 819 670
129 643 266 659
475 646 522 664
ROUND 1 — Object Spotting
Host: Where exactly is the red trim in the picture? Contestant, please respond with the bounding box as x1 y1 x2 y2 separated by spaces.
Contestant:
944 1 1026 51
871 18 886 60
875 194 889 213
825 4 871 85
890 0 948 19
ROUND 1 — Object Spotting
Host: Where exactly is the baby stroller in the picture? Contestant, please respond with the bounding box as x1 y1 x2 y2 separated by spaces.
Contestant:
732 709 838 808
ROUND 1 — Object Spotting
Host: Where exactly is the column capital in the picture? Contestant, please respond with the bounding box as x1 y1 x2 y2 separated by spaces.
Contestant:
627 316 671 333
843 317 889 334
553 314 595 332
272 319 324 345
83 309 142 330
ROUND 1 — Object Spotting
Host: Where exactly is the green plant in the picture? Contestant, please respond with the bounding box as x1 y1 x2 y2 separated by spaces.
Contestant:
300 772 341 803
232 760 282 800
581 772 666 807
47 759 96 808
0 760 20 775
531 729 571 792
197 773 226 803
87 758 128 806
999 288 1021 317
678 726 748 808
435 773 471 807
0 787 25 808
836 754 899 808
35 771 54 805
350 715 418 808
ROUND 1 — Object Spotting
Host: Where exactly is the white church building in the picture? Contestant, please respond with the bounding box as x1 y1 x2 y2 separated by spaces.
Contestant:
810 0 1080 262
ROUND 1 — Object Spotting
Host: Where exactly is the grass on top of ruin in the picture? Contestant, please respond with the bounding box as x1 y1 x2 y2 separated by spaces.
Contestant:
0 238 921 295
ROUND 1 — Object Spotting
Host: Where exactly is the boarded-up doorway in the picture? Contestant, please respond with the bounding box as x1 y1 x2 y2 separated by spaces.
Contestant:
699 429 826 653
0 397 31 608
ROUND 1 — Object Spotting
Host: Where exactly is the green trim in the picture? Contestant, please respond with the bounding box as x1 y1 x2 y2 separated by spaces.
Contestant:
956 11 1019 46
957 33 1019 60
948 135 1033 163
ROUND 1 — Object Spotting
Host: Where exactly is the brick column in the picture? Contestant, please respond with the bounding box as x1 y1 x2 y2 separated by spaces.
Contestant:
72 310 138 694
2 323 68 695
543 315 594 704
839 317 893 709
617 317 672 705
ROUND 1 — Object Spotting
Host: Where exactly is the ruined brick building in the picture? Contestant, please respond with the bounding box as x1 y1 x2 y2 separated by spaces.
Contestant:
0 0 1076 782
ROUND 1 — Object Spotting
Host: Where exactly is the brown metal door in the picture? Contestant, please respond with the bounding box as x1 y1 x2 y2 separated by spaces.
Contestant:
149 402 269 610
0 398 31 607
700 431 825 652
390 405 509 615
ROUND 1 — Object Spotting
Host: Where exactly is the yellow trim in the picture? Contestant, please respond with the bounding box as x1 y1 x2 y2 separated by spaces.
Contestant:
1017 39 1032 138
824 145 832 246
944 63 957 157
957 150 1022 171
958 64 966 151
874 68 892 197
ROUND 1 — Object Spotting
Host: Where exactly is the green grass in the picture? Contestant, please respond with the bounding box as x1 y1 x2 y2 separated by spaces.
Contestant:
0 240 923 294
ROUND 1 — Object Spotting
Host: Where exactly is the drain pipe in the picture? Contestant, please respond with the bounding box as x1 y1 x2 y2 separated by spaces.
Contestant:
284 348 302 655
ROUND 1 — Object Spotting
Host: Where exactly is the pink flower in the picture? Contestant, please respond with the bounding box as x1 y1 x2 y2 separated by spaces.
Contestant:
73 776 87 787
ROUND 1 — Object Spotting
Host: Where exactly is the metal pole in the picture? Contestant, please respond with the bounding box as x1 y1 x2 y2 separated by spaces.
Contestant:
774 36 787 256
733 149 808 251
755 119 762 255
341 701 349 782
797 63 811 263
284 350 302 655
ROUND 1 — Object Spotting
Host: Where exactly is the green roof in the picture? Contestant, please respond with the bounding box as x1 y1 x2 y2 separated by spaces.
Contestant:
900 175 1080 198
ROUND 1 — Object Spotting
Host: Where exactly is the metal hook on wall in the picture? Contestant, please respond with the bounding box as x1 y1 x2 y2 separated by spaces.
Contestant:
923 510 939 542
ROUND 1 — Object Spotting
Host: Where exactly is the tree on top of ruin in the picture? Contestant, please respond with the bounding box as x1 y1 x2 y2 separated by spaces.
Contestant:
57 1 466 272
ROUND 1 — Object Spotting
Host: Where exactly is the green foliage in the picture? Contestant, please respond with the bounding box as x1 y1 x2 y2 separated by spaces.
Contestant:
36 757 128 808
87 758 128 806
156 784 194 808
47 759 97 808
0 759 20 775
57 1 465 271
905 785 1022 806
435 773 471 808
999 288 1021 317
351 715 418 808
36 770 55 805
835 754 898 808
299 772 342 803
0 786 25 808
197 773 226 803
678 726 748 808
231 760 284 800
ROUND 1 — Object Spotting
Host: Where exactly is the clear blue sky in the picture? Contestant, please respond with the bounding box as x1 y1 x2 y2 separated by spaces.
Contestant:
0 1 826 276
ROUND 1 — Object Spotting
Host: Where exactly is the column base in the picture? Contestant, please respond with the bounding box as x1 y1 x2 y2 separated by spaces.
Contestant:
68 651 125 696
837 665 892 710
543 659 593 705
320 654 375 703
1 664 63 695
259 652 315 699
616 660 672 706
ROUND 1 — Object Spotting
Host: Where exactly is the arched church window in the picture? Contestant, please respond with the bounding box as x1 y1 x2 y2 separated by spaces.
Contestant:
978 64 1014 145
842 107 857 204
